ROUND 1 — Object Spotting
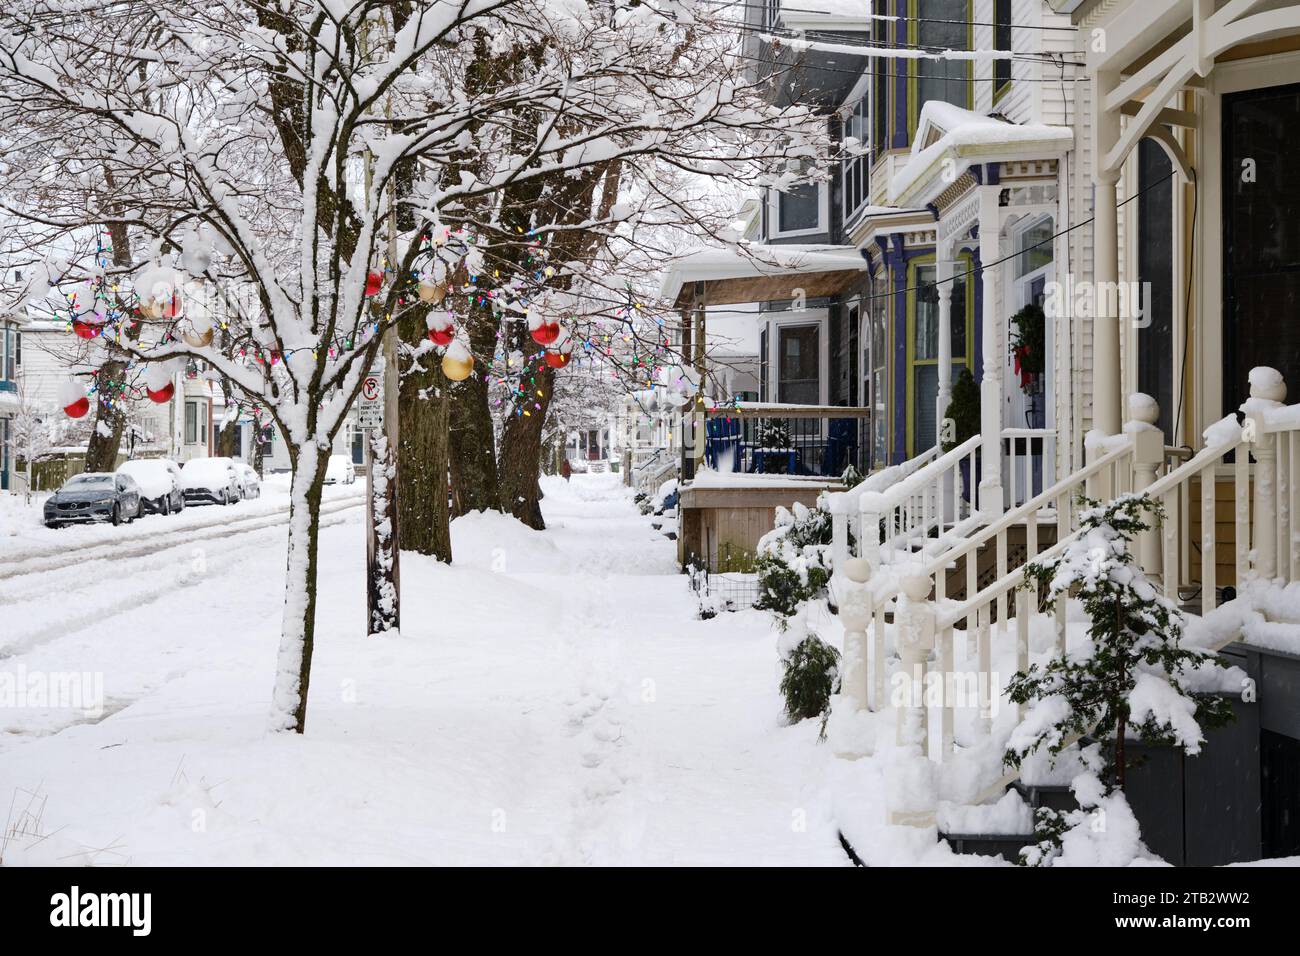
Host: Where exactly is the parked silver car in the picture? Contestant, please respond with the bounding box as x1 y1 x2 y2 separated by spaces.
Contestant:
44 472 143 528
234 462 262 499
181 457 243 505
117 458 186 515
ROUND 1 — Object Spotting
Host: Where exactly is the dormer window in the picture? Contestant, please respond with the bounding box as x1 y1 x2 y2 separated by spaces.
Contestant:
769 182 828 238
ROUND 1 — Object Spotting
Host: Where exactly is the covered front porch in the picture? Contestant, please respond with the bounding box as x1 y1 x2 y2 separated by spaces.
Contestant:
658 243 875 571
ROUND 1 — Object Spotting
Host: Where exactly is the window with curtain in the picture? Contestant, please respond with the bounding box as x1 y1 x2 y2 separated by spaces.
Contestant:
185 402 198 445
914 0 970 129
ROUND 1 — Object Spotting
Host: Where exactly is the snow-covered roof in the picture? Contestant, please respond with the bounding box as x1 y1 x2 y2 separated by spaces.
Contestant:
658 244 868 306
889 103 1073 206
778 0 871 32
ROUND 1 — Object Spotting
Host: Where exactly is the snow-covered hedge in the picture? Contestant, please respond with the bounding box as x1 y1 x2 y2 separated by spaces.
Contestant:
754 497 834 620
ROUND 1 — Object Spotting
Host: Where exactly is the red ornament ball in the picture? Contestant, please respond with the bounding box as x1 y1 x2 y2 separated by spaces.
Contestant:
71 319 100 339
530 322 560 346
63 396 90 419
427 325 455 347
146 382 175 403
544 350 571 369
364 270 384 297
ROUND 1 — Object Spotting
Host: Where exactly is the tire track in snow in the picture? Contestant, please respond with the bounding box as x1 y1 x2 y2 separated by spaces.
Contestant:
0 497 362 584
0 508 360 662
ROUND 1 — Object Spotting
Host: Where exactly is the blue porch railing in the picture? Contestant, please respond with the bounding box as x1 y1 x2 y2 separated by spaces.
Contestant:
702 404 873 478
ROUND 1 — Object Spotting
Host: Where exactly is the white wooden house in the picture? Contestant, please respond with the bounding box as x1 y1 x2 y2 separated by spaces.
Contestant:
657 0 1300 863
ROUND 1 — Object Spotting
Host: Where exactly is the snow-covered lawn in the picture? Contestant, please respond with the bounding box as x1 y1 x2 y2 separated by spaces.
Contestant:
0 474 848 866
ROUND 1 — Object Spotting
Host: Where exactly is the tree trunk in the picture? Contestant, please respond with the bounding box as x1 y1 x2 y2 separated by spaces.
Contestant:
1115 715 1126 792
84 208 133 472
84 360 128 471
498 356 555 530
447 305 501 516
397 313 452 561
270 445 330 733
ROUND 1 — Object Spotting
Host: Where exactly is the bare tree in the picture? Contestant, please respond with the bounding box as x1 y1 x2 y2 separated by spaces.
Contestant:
0 0 828 732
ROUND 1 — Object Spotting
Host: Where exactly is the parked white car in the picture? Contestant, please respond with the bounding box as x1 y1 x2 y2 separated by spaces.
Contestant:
234 462 261 499
181 457 243 506
117 458 185 515
324 454 356 485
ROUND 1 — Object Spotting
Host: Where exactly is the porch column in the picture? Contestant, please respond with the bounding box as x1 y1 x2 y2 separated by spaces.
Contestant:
935 240 955 446
1093 173 1122 437
978 185 1004 514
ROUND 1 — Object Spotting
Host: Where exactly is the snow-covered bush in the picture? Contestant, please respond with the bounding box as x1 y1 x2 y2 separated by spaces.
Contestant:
839 464 864 490
777 617 840 731
1005 494 1235 790
754 499 834 623
1021 758 1156 867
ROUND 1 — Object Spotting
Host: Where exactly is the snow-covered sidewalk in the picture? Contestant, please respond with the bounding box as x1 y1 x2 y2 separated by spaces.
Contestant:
0 474 847 866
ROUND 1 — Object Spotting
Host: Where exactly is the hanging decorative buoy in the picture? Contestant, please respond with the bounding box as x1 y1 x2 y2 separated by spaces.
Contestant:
146 382 175 403
63 395 90 418
530 321 560 346
159 290 183 319
182 325 213 348
427 325 455 346
442 340 473 381
365 270 384 297
134 266 185 320
418 280 446 304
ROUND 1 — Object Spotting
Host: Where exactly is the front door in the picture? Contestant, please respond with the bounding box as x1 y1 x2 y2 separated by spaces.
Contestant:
1223 83 1300 413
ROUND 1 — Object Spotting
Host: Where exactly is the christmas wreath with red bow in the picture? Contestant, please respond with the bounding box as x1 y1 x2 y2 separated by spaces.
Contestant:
1009 303 1046 392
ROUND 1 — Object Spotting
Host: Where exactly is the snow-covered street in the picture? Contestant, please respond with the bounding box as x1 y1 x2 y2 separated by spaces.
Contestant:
0 475 847 866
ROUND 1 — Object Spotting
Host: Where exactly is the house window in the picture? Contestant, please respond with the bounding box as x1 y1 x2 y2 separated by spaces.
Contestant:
993 0 1012 102
764 0 781 29
759 326 769 402
185 401 207 445
1015 217 1054 277
869 275 889 467
841 97 869 222
911 259 971 453
0 323 16 386
873 3 890 155
771 183 825 237
911 0 971 132
778 324 819 404
846 303 861 405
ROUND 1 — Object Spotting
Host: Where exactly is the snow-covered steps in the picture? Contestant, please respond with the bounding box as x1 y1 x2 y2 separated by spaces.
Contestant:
937 789 1036 863
939 833 1034 863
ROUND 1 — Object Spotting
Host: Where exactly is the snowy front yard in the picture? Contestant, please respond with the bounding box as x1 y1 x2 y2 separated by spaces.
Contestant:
0 474 848 866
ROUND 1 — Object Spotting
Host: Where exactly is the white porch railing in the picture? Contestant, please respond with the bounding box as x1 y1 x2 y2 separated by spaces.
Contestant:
1002 427 1056 510
832 369 1300 798
827 444 940 569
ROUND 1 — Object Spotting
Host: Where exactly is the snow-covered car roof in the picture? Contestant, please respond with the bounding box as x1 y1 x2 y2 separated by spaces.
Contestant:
181 457 236 489
117 459 177 498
